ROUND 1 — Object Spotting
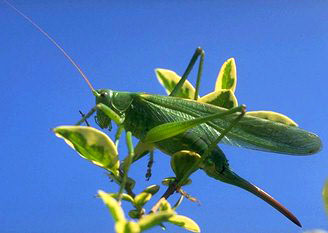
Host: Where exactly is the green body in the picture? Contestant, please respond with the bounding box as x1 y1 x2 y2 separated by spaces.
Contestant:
95 89 321 226
96 89 321 157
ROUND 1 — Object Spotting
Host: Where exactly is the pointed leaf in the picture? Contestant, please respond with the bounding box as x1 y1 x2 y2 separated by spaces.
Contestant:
199 90 238 109
138 210 174 231
162 177 176 186
323 180 328 215
54 126 119 175
246 111 298 126
168 215 200 232
98 190 126 223
142 185 160 195
156 68 197 99
108 193 135 203
134 192 152 208
215 58 237 92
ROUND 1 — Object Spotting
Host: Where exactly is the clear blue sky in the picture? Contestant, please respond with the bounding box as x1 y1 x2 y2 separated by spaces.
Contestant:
1 1 328 232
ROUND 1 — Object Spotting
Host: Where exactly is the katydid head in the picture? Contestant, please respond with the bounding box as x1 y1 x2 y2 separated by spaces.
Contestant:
93 89 134 130
94 89 113 130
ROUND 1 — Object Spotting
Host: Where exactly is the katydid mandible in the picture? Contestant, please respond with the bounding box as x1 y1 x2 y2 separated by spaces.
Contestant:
7 1 322 228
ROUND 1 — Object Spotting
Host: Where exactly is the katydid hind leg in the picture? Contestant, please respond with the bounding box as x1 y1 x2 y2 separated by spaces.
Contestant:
170 47 205 97
203 152 301 227
222 169 301 227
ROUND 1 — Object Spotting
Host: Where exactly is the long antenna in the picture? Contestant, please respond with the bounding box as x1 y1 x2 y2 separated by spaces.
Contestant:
4 0 95 92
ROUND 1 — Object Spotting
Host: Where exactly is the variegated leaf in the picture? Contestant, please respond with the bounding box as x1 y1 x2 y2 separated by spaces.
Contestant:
156 68 197 99
54 126 119 176
215 58 237 92
168 215 200 233
198 90 238 109
246 111 298 126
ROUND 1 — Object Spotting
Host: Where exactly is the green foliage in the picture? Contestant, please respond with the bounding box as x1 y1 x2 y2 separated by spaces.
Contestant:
54 126 200 233
54 126 120 176
156 69 197 99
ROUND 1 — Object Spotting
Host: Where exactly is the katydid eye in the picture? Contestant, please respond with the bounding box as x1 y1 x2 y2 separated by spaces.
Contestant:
101 92 108 97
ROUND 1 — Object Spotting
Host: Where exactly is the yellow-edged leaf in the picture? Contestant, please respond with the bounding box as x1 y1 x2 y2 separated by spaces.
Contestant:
156 68 197 99
215 58 237 92
168 215 200 232
134 192 152 208
98 190 126 223
198 90 238 109
138 210 174 231
246 111 298 126
54 126 119 175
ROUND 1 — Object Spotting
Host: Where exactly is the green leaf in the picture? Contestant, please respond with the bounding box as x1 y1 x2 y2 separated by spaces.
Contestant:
115 221 140 233
128 209 143 219
142 185 160 195
168 215 200 232
54 126 119 176
156 68 197 99
98 190 126 223
108 193 135 203
323 180 328 215
158 198 172 211
171 150 201 180
215 58 237 92
246 111 298 127
134 192 152 208
138 210 174 231
199 90 238 109
162 177 176 186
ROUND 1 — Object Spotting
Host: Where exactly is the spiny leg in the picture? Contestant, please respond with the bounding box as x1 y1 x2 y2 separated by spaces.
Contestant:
170 47 205 98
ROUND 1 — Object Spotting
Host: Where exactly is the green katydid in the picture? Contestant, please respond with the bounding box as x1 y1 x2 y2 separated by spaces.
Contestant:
7 1 322 228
